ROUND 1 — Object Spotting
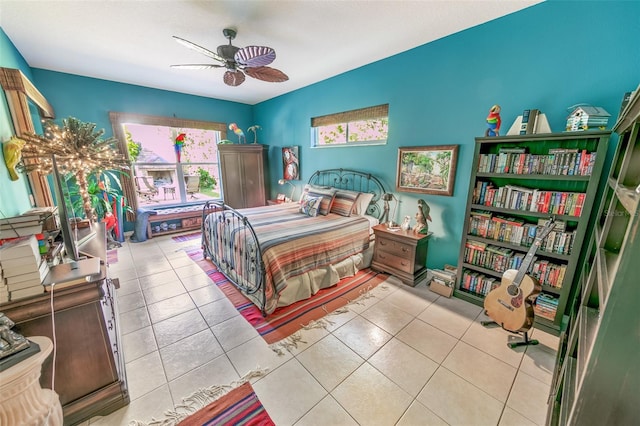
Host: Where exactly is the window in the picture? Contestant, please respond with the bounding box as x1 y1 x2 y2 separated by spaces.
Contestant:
109 112 227 216
311 104 389 147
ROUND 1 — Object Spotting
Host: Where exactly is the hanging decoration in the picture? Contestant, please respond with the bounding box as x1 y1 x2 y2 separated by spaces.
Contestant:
174 132 186 162
3 135 26 181
18 117 130 221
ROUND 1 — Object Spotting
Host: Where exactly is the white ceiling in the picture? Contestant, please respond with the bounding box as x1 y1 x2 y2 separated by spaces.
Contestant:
0 0 540 105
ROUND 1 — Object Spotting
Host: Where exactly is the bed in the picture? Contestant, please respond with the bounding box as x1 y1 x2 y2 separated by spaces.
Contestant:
201 168 386 315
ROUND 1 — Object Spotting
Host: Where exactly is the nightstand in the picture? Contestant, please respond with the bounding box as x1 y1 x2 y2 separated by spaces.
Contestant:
267 199 289 205
371 224 431 286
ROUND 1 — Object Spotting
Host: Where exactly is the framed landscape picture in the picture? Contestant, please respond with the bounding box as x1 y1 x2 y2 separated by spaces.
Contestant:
396 145 459 196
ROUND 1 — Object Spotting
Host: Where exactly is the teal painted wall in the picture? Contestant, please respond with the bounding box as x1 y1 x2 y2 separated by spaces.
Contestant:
0 29 38 217
29 69 254 143
254 0 640 268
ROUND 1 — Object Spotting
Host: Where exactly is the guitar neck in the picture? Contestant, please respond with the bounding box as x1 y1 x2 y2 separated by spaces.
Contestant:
512 220 556 287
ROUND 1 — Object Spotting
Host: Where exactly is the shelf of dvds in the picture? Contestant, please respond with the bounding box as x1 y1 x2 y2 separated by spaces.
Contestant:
546 86 640 425
454 131 610 335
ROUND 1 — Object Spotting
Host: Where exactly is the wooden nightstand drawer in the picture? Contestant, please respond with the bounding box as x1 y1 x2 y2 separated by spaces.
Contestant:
377 236 413 258
374 250 413 273
371 224 431 287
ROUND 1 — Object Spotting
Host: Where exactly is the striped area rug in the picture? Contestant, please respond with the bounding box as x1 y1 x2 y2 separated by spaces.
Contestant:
187 248 387 344
177 382 273 426
107 249 118 264
172 232 201 242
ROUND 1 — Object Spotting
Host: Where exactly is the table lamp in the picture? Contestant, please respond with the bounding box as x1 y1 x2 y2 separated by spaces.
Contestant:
381 193 398 227
278 179 296 202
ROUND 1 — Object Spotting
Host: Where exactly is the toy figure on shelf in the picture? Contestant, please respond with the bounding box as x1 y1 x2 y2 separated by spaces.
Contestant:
485 104 502 136
229 123 245 144
414 198 432 234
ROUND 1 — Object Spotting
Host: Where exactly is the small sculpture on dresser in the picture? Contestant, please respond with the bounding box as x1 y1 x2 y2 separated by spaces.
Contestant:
414 199 432 234
400 215 411 231
0 313 30 360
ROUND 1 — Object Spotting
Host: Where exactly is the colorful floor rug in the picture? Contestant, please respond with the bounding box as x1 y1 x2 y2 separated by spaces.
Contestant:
187 248 388 345
172 232 201 242
177 382 274 426
131 372 273 426
107 249 118 264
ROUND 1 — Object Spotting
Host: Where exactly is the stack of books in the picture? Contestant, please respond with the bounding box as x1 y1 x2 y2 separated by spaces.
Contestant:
0 235 48 302
0 213 44 239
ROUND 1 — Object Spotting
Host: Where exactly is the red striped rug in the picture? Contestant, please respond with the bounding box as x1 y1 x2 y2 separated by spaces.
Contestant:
177 382 273 426
172 232 201 242
187 248 387 344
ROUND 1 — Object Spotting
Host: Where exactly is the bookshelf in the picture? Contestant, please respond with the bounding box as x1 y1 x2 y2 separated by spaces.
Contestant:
454 131 610 335
546 87 640 425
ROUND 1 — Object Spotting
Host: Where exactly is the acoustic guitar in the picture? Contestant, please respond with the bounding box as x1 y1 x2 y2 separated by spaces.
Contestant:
483 218 557 333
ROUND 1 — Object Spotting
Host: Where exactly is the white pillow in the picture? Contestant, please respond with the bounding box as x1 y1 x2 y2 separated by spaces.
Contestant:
353 192 375 215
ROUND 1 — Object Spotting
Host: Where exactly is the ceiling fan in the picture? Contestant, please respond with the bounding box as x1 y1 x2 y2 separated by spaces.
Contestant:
171 28 289 87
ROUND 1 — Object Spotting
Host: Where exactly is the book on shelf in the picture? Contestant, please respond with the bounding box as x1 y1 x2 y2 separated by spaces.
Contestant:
520 109 539 135
9 284 44 301
0 235 40 260
3 261 50 289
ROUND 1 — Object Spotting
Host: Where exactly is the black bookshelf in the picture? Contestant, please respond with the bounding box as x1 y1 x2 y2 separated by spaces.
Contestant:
455 131 610 335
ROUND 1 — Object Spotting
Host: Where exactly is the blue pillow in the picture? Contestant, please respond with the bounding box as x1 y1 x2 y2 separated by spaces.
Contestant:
299 196 321 217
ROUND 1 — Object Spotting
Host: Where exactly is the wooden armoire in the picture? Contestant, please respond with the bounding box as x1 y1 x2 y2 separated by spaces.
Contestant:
218 144 269 209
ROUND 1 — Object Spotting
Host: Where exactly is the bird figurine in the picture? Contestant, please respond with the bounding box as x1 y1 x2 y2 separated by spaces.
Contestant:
400 215 412 231
174 132 186 163
485 104 501 137
414 199 432 234
3 135 26 181
229 123 245 144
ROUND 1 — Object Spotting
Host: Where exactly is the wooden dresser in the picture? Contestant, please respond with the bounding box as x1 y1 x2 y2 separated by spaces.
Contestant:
371 224 431 286
218 144 269 209
0 224 128 425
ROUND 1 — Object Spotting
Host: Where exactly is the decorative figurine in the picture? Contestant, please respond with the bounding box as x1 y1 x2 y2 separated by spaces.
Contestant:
248 125 261 144
485 104 501 137
174 132 186 163
3 135 26 181
229 123 246 143
414 199 432 234
400 215 412 231
0 313 30 360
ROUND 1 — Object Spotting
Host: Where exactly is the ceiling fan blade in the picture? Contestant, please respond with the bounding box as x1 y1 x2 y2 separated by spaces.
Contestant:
245 66 289 83
170 64 225 70
235 46 276 67
173 36 225 63
224 70 246 86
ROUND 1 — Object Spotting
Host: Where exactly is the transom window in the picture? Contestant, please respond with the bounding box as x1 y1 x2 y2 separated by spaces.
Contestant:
311 104 389 147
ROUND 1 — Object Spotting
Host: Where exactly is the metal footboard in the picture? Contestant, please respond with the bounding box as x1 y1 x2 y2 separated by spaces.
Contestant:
201 200 268 315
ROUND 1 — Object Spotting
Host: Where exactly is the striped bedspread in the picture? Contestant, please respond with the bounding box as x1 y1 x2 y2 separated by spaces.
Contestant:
204 203 371 313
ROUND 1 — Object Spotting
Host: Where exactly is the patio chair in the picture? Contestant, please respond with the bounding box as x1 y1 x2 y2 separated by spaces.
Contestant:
185 175 200 199
135 176 159 202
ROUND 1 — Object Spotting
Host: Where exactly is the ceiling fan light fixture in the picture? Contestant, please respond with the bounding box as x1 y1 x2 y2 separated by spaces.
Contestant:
172 28 288 87
224 70 246 86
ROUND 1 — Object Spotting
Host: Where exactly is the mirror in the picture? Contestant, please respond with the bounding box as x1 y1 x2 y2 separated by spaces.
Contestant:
0 67 55 207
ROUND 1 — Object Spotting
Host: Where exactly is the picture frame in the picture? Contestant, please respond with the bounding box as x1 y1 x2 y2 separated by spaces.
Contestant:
396 145 459 196
276 193 286 201
282 146 300 180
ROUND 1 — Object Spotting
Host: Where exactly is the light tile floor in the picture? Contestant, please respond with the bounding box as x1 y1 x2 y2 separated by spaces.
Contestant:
88 233 558 425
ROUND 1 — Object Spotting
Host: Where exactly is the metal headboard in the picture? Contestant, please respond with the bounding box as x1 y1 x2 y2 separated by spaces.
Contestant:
307 168 386 219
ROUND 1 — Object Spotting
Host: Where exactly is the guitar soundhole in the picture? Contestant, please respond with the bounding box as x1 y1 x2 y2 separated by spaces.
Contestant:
507 284 519 296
